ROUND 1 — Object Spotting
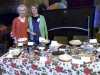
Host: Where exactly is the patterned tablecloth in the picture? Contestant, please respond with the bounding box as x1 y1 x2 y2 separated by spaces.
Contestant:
0 42 100 75
0 54 100 75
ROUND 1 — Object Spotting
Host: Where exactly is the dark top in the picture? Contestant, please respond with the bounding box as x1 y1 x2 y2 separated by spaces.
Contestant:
32 16 40 44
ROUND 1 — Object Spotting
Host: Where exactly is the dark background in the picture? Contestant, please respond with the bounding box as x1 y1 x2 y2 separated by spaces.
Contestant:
0 0 95 38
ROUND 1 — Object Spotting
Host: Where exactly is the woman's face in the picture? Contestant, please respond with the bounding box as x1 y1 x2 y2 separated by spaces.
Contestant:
31 6 38 15
18 6 27 17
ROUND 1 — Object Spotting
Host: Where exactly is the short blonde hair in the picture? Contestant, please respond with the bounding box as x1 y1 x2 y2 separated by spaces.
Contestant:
17 4 27 13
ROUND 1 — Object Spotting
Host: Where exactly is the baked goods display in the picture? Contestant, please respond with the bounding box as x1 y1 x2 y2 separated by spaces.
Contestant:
1 38 100 75
1 39 98 65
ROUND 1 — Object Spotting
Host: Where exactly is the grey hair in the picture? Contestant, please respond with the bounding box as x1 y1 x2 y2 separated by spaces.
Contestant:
17 4 27 13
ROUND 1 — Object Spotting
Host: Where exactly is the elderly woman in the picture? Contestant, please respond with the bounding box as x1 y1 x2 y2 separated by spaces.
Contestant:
28 4 48 44
11 4 28 43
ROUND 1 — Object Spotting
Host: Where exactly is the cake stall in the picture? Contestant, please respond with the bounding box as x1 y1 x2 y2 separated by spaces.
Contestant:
0 38 100 75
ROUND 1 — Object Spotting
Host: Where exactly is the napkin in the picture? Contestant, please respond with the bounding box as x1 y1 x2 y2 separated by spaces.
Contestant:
55 66 63 72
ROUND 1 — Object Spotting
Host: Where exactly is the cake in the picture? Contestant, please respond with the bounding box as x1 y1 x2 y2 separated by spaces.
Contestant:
69 40 82 46
59 54 72 62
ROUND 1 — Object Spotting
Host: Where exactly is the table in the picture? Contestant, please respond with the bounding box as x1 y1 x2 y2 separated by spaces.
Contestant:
0 42 100 75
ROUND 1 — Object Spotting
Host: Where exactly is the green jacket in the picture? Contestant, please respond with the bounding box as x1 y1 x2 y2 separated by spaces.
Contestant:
28 15 48 40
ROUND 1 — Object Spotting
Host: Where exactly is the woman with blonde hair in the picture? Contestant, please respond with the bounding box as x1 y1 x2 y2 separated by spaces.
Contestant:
11 4 28 43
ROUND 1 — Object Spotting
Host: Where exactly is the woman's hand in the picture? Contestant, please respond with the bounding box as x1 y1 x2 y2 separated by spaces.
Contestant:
27 29 36 35
31 32 36 35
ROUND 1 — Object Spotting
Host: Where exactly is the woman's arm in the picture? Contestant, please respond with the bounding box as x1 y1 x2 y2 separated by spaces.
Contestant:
27 29 36 35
